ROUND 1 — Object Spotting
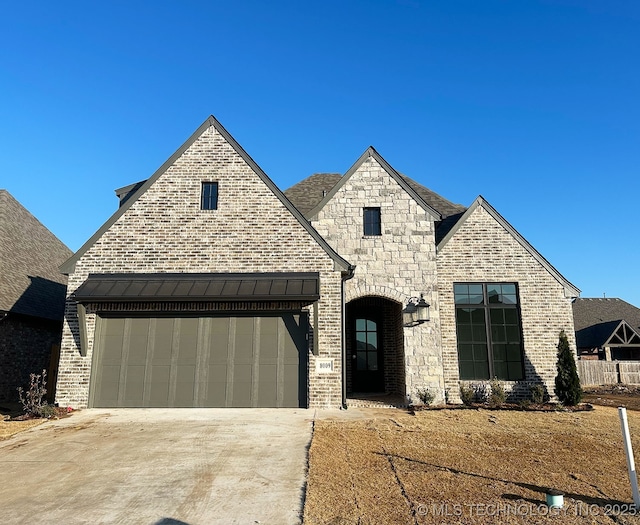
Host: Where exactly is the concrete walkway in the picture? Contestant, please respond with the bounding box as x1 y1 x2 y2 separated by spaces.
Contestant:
0 408 316 525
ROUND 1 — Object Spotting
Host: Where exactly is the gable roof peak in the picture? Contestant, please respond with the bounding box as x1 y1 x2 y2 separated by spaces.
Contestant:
306 146 441 220
60 115 352 275
438 194 580 298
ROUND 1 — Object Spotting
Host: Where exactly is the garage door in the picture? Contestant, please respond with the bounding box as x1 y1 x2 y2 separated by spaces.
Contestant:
90 314 308 408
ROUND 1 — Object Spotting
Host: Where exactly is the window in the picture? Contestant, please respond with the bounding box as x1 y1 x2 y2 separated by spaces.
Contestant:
355 318 379 371
201 182 218 210
363 207 381 236
454 283 524 381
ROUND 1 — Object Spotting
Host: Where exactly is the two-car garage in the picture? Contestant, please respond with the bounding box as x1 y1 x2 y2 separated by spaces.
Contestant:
74 273 317 408
91 314 308 408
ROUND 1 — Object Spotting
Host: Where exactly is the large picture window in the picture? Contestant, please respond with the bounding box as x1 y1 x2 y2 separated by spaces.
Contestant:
454 283 524 381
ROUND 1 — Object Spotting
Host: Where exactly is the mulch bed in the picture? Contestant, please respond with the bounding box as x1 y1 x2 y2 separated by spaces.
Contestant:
409 402 594 414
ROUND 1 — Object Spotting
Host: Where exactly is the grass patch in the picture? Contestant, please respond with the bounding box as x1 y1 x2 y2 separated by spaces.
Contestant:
0 417 45 440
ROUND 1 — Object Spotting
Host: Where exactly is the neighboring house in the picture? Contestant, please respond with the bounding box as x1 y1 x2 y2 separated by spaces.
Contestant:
0 190 73 402
573 298 640 361
55 116 579 409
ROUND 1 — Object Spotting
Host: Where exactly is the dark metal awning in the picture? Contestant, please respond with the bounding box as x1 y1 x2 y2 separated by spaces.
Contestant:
74 273 320 303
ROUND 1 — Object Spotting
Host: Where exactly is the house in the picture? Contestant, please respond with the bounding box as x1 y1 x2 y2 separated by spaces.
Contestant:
55 116 579 409
0 190 73 403
573 298 640 361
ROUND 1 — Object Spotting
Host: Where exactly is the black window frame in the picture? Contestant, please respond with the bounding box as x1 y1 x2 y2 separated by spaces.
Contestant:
201 182 219 210
363 207 381 236
454 282 525 381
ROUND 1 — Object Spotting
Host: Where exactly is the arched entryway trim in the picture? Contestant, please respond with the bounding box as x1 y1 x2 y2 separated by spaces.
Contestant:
346 295 405 397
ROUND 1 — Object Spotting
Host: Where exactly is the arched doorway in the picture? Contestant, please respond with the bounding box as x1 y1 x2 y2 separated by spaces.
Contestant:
346 296 405 396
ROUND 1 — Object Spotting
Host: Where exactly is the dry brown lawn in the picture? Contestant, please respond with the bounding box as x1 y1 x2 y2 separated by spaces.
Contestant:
305 406 640 524
0 417 45 440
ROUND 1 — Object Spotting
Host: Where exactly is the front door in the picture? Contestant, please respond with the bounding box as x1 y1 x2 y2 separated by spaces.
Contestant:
353 317 384 392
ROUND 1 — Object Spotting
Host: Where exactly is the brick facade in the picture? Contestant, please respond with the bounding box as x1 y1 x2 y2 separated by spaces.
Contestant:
437 204 577 402
56 123 345 408
56 117 578 409
312 156 445 403
0 314 61 402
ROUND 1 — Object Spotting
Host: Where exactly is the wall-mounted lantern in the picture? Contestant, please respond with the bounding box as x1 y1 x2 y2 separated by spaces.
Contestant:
403 294 430 327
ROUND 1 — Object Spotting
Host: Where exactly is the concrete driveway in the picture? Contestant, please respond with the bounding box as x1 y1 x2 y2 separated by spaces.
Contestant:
0 408 315 524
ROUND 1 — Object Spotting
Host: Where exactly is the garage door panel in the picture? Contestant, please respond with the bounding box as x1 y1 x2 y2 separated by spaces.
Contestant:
124 365 145 405
233 380 252 407
209 318 230 362
260 317 278 360
97 364 121 406
149 375 170 405
234 318 254 362
208 364 227 383
153 320 174 361
92 314 308 408
128 318 150 365
174 385 195 407
177 318 199 362
205 379 227 406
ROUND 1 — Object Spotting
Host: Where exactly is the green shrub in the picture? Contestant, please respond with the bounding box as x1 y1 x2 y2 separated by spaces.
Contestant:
555 330 582 406
530 384 546 405
473 383 490 403
489 379 506 406
416 388 435 406
460 384 475 406
37 405 57 418
519 399 532 410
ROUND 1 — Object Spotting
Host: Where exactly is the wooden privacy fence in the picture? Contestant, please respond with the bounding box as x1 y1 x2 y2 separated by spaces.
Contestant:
577 360 640 387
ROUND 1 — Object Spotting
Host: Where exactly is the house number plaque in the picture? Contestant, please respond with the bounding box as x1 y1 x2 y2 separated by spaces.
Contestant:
315 358 334 373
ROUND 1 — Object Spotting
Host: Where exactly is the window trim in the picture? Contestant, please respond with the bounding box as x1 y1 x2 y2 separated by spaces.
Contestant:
454 282 525 381
363 207 381 236
201 181 219 210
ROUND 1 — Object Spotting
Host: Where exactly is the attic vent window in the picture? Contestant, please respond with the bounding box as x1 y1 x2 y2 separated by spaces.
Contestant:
363 207 381 236
201 182 218 210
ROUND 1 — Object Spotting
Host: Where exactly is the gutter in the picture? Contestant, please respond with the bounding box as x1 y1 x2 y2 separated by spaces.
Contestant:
341 265 356 409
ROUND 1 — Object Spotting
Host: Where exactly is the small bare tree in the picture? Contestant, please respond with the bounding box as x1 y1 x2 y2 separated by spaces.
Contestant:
17 369 48 417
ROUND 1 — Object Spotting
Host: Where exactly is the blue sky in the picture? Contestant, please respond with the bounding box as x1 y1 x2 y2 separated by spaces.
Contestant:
1 1 638 305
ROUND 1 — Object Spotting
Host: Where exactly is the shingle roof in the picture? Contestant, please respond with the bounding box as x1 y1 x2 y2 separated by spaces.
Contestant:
397 174 466 220
0 190 72 320
573 298 640 332
284 169 465 221
283 173 342 216
573 298 640 349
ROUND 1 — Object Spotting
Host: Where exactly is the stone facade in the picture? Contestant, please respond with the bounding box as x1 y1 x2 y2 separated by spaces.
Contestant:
311 155 445 403
56 123 345 408
437 203 577 402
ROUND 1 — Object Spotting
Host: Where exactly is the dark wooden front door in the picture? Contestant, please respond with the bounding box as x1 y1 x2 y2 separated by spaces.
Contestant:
353 317 384 392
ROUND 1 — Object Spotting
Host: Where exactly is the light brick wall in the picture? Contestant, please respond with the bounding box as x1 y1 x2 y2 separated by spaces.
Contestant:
437 205 577 402
57 125 344 408
312 157 444 402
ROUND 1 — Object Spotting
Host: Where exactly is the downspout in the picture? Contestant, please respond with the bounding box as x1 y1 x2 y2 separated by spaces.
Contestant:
341 265 356 409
